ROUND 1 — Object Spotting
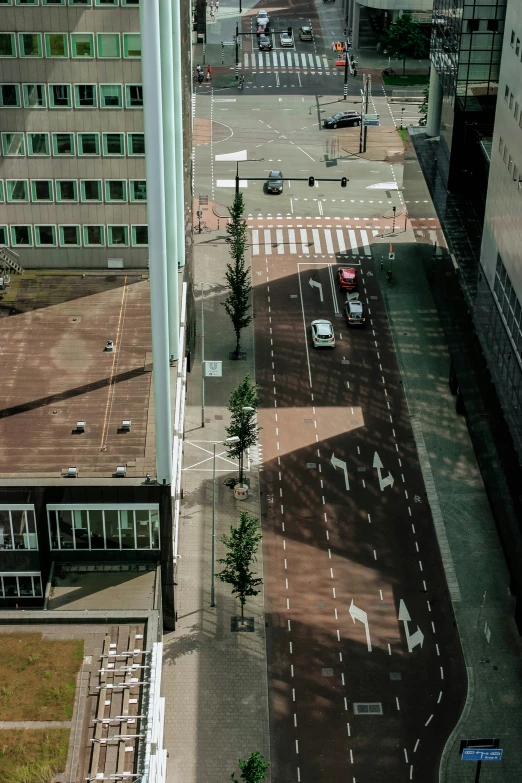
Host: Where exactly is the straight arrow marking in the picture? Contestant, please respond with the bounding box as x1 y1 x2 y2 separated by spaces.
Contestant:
373 451 394 491
398 599 424 652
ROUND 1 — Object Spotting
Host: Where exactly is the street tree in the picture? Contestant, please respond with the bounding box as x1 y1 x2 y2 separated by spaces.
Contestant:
223 192 252 359
419 85 429 126
230 752 270 782
217 511 263 624
379 13 428 76
225 374 260 485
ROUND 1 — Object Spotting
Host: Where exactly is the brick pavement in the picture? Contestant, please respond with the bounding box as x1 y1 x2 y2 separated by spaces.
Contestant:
161 221 271 783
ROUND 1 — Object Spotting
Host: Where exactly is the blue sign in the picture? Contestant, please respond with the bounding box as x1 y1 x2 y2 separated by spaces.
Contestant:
462 749 503 762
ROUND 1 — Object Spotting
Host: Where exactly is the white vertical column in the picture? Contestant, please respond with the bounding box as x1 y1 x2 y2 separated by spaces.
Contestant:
426 66 443 138
140 0 173 484
172 0 186 268
159 0 179 362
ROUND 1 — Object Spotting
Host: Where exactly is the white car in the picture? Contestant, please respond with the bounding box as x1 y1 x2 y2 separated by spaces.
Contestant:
256 10 269 26
280 32 294 47
311 320 335 348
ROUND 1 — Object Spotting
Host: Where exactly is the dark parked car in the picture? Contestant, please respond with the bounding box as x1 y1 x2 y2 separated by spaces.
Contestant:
259 34 272 51
267 170 283 194
323 111 361 129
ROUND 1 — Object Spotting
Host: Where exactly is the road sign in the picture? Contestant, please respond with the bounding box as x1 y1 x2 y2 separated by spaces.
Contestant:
462 749 503 762
204 361 222 377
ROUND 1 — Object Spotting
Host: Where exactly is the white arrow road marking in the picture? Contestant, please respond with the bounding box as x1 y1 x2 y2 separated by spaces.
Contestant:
309 278 324 302
349 600 372 651
398 599 424 652
373 451 394 491
331 453 349 490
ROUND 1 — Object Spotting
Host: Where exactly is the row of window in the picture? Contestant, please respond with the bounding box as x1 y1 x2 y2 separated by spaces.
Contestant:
510 29 522 60
498 137 522 191
48 507 160 551
0 508 37 550
0 178 146 203
503 84 522 129
493 253 522 362
0 573 42 599
1 0 138 6
1 131 144 156
0 32 140 59
0 223 148 247
0 83 143 110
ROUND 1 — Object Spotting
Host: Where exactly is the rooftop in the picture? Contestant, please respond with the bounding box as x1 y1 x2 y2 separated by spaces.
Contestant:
0 272 156 482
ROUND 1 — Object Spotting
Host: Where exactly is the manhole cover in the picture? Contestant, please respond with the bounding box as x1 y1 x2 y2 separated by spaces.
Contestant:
357 467 366 472
322 668 334 677
304 418 313 424
317 601 328 609
307 463 317 469
342 359 350 365
390 672 402 681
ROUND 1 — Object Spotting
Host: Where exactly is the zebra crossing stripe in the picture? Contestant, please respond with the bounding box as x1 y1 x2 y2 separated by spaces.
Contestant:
336 229 346 254
289 228 296 254
264 229 272 254
312 228 321 253
300 228 309 254
286 51 292 67
279 52 285 67
272 51 278 67
258 52 263 68
361 230 371 256
325 229 334 255
245 53 249 68
301 53 307 68
348 230 359 255
322 55 329 69
252 229 259 255
294 52 299 67
315 55 322 68
308 53 314 69
276 228 284 254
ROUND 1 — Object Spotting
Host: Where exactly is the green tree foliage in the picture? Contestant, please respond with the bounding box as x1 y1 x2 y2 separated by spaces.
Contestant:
230 752 270 782
223 192 252 358
419 85 429 126
225 374 260 463
217 512 263 623
380 13 428 76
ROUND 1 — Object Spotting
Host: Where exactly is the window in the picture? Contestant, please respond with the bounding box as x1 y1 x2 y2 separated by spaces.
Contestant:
108 225 129 246
16 0 39 4
132 225 148 246
0 226 8 245
80 180 102 202
509 93 514 110
43 0 65 4
84 225 105 246
96 0 118 5
69 0 92 4
130 180 147 201
505 84 510 101
105 180 127 202
10 226 33 246
103 133 125 155
499 137 504 153
126 84 143 108
49 84 72 108
52 133 74 156
0 574 42 598
0 33 16 57
45 33 69 57
31 180 54 201
2 133 25 156
59 225 81 246
74 84 97 108
19 33 42 57
35 225 57 246
0 182 3 201
517 39 521 57
71 33 94 57
97 33 121 57
128 133 145 155
47 506 159 550
123 33 141 57
511 30 515 47
7 181 29 202
23 84 47 108
100 84 123 108
0 84 21 107
78 133 100 155
27 132 50 156
122 0 139 4
515 102 520 122
56 180 78 202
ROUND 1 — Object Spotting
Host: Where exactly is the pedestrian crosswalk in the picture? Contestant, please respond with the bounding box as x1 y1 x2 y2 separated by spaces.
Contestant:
250 226 377 257
242 51 331 71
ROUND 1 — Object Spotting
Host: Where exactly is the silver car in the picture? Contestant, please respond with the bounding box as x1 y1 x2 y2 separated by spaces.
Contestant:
280 32 294 47
311 320 336 348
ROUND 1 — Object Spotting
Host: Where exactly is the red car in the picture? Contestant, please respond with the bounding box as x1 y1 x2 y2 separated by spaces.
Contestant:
337 267 358 291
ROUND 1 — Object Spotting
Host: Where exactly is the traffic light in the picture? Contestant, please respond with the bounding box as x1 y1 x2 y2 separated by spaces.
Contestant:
341 176 348 188
288 26 292 35
308 176 315 187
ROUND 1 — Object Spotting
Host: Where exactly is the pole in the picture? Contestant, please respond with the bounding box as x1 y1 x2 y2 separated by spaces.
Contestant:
172 0 186 268
239 0 242 12
474 760 482 783
400 107 404 129
140 0 172 484
392 205 396 234
343 45 349 99
210 443 216 606
235 22 239 79
235 161 240 196
238 412 244 485
201 283 205 427
359 95 363 153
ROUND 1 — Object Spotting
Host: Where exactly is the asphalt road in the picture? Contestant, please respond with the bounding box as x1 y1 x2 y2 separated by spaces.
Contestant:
253 250 466 781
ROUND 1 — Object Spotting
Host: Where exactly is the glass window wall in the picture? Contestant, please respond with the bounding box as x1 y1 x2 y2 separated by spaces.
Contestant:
0 507 38 550
0 573 42 598
47 506 160 550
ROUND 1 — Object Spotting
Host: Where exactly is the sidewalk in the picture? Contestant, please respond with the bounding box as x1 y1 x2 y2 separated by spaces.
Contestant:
161 208 271 782
373 183 522 776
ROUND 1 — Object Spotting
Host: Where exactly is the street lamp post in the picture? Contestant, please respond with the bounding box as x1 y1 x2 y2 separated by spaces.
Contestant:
400 107 405 129
235 22 239 80
238 406 254 486
211 435 238 607
235 158 264 196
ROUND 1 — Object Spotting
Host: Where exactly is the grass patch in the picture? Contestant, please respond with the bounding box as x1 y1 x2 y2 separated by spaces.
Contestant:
397 128 408 143
0 729 69 783
0 634 83 721
383 74 429 86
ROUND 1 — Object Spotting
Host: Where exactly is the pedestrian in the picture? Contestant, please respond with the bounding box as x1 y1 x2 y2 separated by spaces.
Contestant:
206 65 212 81
352 66 357 77
216 0 219 10
196 63 202 77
